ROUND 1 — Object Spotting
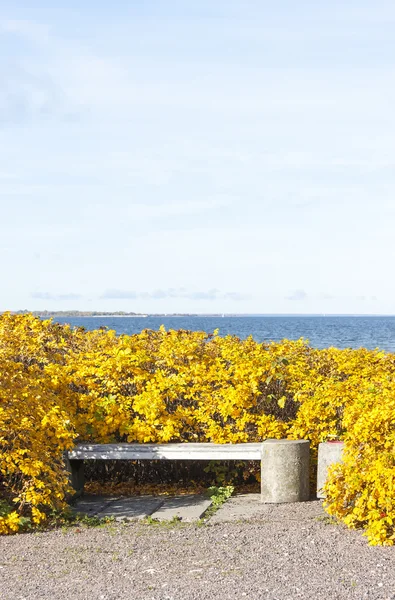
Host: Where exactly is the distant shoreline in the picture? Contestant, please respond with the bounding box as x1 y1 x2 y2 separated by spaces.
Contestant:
6 310 395 319
76 314 148 318
43 314 224 318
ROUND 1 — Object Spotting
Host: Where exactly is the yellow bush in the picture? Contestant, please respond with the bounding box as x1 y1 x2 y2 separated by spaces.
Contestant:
0 358 76 533
1 313 395 543
63 328 297 444
323 370 395 545
0 314 79 533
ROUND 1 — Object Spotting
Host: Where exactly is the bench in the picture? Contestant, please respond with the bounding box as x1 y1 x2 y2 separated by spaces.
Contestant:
66 439 310 503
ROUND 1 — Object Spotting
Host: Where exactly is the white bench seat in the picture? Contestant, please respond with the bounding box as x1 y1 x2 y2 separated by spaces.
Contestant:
68 442 263 461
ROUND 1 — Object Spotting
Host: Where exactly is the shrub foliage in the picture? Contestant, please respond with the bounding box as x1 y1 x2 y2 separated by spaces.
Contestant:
1 313 394 544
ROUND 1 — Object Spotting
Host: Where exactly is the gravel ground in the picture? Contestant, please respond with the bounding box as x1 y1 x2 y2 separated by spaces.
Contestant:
1 500 395 600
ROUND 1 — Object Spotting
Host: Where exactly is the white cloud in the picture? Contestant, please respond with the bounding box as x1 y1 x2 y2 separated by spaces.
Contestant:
100 288 249 301
286 290 308 302
31 292 82 301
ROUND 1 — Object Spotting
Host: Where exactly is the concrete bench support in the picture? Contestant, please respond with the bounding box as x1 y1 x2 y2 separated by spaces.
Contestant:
317 441 344 499
64 455 85 498
260 439 310 503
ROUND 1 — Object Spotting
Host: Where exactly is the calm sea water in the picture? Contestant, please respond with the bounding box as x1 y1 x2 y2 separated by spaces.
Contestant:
51 315 395 352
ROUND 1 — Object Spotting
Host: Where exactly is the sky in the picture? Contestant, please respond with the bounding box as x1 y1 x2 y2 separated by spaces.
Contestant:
1 0 395 314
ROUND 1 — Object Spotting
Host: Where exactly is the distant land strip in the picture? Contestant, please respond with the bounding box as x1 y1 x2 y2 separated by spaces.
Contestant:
7 310 223 318
4 311 393 318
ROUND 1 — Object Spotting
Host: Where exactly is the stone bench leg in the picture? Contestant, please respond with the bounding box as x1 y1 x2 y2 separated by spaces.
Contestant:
317 441 344 499
64 455 85 498
261 439 310 503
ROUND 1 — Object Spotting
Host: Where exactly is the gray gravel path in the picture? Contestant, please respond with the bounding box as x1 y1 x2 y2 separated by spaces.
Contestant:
1 498 395 600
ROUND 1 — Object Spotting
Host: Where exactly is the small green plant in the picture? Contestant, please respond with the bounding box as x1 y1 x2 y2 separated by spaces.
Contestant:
143 514 182 527
50 509 115 530
77 514 115 527
197 485 234 523
206 485 234 507
0 500 12 517
144 515 159 525
46 507 75 528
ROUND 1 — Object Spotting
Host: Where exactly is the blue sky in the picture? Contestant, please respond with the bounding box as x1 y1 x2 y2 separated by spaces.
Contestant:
1 1 395 314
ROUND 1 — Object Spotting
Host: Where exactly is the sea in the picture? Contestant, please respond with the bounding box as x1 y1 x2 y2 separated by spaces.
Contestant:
50 315 395 353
